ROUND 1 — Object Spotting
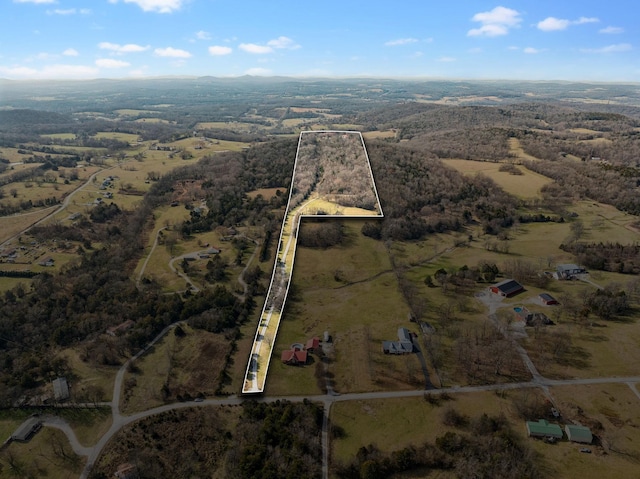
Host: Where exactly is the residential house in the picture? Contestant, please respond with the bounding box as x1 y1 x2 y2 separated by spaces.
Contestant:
513 307 553 326
382 327 414 355
114 463 139 479
106 319 135 337
38 256 55 267
281 347 307 365
556 264 586 280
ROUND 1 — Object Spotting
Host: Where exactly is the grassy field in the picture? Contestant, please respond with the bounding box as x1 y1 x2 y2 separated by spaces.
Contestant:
331 383 640 478
196 121 270 131
542 383 640 478
40 133 76 140
58 347 119 402
55 408 112 447
0 428 85 479
121 324 232 414
0 148 35 163
95 132 140 142
362 130 396 140
246 187 285 200
330 389 540 464
442 159 552 199
509 137 544 162
266 220 420 395
114 109 160 116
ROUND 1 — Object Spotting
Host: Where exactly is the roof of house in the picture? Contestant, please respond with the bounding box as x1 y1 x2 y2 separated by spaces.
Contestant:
398 327 412 342
11 417 41 442
306 337 320 350
526 419 563 438
281 349 307 364
565 425 593 443
557 264 582 272
382 340 413 354
493 279 524 295
53 377 69 401
539 293 557 302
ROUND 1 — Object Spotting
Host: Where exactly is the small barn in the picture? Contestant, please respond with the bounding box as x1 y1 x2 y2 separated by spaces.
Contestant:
11 417 42 442
539 293 559 305
565 425 593 444
526 419 563 439
490 279 524 297
53 377 70 401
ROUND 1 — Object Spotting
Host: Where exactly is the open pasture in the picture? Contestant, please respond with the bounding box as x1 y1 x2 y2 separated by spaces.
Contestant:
442 158 552 198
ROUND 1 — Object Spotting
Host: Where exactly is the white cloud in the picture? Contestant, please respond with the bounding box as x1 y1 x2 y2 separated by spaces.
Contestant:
0 64 99 79
96 58 130 68
208 45 232 56
524 47 541 54
575 17 599 25
154 47 192 58
48 8 90 15
537 16 600 31
507 46 519 50
239 43 273 54
195 31 211 40
99 42 150 53
537 17 570 31
267 36 300 50
385 38 418 46
437 56 456 62
14 0 56 4
62 48 78 56
109 0 184 13
581 43 632 53
468 6 521 37
245 67 271 76
600 26 624 34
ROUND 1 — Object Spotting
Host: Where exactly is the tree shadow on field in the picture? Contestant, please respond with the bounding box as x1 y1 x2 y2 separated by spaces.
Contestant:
555 344 591 369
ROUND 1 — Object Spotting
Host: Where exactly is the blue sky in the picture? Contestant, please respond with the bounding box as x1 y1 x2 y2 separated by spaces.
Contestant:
0 0 637 81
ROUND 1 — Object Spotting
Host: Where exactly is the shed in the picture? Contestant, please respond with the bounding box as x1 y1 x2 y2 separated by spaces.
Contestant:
539 293 558 305
53 377 70 401
526 419 563 439
565 425 593 444
490 279 524 297
11 417 42 442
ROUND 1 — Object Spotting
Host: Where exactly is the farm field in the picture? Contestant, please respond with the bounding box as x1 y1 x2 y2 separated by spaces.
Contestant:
442 158 552 198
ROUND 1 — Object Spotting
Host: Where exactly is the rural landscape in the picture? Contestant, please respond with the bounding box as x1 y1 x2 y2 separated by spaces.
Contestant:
1 76 640 478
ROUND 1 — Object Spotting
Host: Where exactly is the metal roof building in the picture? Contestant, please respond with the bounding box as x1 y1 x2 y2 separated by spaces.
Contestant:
565 425 593 444
526 419 563 439
11 417 42 442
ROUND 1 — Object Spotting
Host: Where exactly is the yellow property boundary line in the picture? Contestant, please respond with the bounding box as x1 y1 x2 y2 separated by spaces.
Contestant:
242 131 383 393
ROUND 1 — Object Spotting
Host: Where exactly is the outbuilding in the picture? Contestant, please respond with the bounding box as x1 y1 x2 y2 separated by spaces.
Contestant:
490 279 524 297
539 293 558 305
526 419 563 439
53 377 70 401
11 417 42 442
565 425 593 444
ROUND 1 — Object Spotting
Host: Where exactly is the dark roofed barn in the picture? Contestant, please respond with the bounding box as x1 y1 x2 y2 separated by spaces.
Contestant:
490 279 524 297
539 293 558 305
11 417 42 442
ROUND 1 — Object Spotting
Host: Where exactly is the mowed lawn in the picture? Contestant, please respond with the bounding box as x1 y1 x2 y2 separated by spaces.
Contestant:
442 158 552 198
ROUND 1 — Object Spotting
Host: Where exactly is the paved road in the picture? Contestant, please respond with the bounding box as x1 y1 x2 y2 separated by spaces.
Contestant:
0 167 106 249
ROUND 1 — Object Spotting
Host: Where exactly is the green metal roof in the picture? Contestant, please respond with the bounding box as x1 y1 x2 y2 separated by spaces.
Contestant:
565 425 593 443
526 419 563 438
